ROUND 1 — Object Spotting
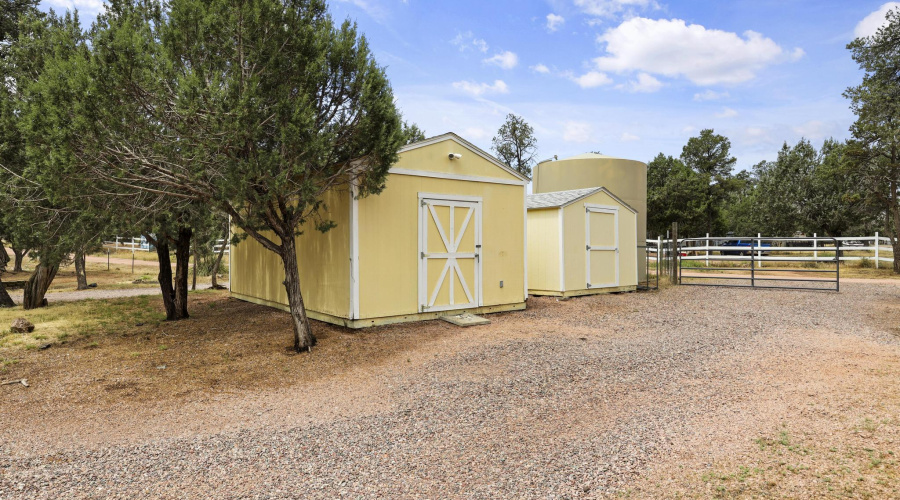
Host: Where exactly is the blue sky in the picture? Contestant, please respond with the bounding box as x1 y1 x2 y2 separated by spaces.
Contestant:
40 0 900 170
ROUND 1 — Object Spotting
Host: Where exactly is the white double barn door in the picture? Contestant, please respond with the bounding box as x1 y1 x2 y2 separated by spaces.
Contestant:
419 195 482 313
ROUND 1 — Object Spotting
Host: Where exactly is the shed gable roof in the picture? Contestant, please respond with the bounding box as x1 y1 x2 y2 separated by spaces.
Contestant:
398 132 530 182
527 187 638 213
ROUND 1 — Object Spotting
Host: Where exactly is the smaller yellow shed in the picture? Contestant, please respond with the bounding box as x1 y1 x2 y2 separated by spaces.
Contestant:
527 187 638 297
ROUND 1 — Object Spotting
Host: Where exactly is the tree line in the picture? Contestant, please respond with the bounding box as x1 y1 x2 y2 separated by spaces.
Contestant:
648 133 872 239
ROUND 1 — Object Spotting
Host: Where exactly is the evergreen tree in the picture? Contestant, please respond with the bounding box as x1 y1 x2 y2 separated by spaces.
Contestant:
79 0 403 351
680 129 737 234
845 7 900 272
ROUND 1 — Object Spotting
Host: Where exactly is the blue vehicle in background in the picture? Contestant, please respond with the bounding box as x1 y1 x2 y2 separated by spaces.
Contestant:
719 239 772 256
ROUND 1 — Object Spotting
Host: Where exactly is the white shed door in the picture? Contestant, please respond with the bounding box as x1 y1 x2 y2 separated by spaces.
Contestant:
585 205 619 289
419 197 482 312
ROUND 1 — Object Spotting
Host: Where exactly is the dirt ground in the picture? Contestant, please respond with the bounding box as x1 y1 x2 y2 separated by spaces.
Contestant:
1 283 899 498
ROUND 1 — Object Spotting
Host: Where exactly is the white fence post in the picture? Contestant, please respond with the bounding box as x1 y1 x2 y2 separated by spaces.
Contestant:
658 236 662 273
813 233 817 261
705 233 710 267
757 233 762 268
876 231 880 269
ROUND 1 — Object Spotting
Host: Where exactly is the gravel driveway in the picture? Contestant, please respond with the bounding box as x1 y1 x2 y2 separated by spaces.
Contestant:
2 282 900 498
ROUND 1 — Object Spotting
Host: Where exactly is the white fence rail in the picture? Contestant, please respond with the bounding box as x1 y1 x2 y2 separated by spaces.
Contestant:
646 232 895 268
213 239 230 255
103 236 151 252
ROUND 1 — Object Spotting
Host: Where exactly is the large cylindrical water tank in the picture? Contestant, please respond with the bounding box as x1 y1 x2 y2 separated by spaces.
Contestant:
533 153 648 278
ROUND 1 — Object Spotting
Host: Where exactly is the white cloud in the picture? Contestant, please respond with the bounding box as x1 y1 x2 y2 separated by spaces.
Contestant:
855 2 900 38
571 71 613 88
563 121 594 143
546 13 565 32
737 126 774 147
792 120 837 140
452 31 489 53
574 0 656 17
593 17 803 85
625 72 663 92
693 90 730 101
452 80 510 97
716 107 739 118
620 132 640 142
463 127 492 141
531 64 551 74
483 51 519 69
43 0 105 14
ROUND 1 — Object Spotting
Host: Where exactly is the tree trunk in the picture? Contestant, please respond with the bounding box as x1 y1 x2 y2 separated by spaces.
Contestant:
191 241 198 292
74 249 89 290
22 262 58 310
155 237 178 321
280 235 315 352
0 275 14 308
892 180 900 274
0 239 8 271
173 226 192 320
12 246 26 273
210 226 228 290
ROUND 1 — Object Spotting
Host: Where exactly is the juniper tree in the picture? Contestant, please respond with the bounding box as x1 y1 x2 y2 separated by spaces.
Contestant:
0 12 124 309
80 0 403 351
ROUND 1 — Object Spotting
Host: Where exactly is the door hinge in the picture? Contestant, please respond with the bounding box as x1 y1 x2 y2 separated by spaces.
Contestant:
587 282 591 288
421 199 427 206
421 251 426 259
586 244 591 251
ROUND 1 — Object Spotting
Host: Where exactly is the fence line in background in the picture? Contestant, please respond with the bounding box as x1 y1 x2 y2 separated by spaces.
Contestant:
103 236 230 254
102 236 151 252
647 234 895 268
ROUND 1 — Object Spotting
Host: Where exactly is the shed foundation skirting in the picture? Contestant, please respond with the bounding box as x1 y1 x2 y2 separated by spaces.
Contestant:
230 291 525 329
528 285 636 298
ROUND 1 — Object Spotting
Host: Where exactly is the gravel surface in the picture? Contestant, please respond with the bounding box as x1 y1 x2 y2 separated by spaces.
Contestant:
2 282 899 498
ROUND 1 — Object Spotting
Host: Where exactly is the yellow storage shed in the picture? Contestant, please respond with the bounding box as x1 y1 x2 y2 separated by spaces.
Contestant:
527 187 638 297
230 133 529 328
532 153 648 278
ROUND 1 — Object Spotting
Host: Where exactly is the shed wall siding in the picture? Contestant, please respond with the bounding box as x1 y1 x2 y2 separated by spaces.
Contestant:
357 174 525 320
526 208 561 292
230 188 351 318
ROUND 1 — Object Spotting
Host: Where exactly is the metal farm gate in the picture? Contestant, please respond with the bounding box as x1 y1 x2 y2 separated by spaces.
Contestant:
677 237 840 292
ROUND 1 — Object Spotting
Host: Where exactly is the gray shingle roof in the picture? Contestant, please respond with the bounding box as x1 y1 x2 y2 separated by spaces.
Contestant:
526 188 603 209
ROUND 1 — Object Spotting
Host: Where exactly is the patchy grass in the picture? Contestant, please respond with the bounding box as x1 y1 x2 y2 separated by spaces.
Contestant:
93 249 161 262
0 294 171 350
697 422 900 498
